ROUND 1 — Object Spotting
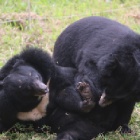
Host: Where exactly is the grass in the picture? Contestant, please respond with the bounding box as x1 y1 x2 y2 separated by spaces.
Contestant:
0 0 140 139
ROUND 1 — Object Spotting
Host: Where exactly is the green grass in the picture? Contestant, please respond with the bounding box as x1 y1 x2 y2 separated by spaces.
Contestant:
0 0 140 139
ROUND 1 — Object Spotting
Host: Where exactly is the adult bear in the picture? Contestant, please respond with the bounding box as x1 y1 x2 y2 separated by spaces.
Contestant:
0 47 54 132
49 16 140 139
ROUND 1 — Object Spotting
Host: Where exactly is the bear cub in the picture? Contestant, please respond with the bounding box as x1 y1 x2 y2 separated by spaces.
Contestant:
0 47 53 132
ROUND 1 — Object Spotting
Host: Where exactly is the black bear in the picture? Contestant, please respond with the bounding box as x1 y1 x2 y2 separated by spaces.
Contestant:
48 16 140 140
0 47 54 132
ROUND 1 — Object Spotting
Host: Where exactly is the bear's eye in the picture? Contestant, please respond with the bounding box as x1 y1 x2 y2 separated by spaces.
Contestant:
85 60 96 69
35 76 39 80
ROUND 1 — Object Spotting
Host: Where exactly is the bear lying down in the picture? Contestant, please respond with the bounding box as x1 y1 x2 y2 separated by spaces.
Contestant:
0 47 53 132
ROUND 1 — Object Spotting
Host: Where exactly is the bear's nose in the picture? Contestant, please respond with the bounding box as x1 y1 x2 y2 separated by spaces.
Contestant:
41 85 49 93
33 80 49 95
44 87 49 93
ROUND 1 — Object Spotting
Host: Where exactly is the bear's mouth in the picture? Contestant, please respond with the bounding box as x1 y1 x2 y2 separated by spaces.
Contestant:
34 88 49 96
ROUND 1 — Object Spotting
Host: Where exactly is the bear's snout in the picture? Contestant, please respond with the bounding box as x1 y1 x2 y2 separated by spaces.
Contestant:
33 80 49 96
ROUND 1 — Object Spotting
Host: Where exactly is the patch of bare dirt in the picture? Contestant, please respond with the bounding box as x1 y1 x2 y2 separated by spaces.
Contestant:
0 12 45 30
127 9 140 24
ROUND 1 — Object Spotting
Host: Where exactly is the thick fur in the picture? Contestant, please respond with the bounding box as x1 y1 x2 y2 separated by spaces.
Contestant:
48 66 93 113
0 47 53 132
48 16 140 139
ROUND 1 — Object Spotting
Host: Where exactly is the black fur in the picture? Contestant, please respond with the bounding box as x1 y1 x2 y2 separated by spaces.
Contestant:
48 65 95 113
0 47 53 132
48 16 140 139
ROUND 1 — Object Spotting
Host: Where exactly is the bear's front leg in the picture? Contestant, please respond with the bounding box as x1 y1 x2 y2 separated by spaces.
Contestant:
77 82 95 112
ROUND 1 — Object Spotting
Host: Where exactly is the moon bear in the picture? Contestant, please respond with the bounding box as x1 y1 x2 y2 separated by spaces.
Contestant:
0 47 53 132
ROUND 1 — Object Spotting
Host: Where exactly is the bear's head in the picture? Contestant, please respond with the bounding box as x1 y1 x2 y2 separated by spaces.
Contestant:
98 51 140 107
1 60 49 111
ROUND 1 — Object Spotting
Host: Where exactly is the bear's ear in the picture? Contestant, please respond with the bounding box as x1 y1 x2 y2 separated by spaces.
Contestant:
13 59 25 68
97 54 122 77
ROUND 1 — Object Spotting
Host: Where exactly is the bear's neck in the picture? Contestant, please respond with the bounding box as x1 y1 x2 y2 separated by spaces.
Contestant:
9 95 42 112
